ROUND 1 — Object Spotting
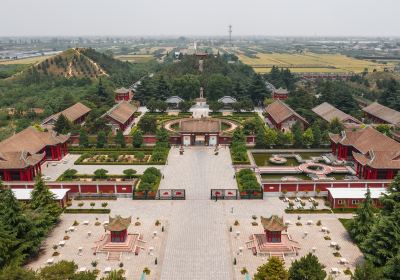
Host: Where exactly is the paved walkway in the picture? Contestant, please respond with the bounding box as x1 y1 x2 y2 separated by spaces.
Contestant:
159 146 237 279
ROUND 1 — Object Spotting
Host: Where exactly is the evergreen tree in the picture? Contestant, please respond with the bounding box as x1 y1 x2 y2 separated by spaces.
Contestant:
362 206 400 266
248 74 268 106
115 130 126 148
0 224 20 268
288 253 326 280
380 174 400 215
39 260 77 280
311 122 322 147
383 253 400 280
232 129 246 143
156 75 170 100
54 114 71 134
132 130 143 148
254 256 288 280
352 261 383 280
292 122 303 148
79 130 89 147
97 78 108 102
349 188 376 244
255 128 267 148
0 265 38 280
96 130 107 148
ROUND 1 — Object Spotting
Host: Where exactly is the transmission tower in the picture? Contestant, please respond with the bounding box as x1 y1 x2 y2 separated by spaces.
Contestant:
228 25 232 46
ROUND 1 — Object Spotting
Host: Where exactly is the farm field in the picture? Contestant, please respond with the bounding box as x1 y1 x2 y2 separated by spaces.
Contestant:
115 54 155 63
0 55 53 65
237 52 394 74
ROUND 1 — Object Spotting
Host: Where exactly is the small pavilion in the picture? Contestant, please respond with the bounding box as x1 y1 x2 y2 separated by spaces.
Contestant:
104 215 131 243
260 216 287 243
246 215 300 257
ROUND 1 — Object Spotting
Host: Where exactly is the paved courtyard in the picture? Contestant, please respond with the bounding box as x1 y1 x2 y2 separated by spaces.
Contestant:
33 146 363 279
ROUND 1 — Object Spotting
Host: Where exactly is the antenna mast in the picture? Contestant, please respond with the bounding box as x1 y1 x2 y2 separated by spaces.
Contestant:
228 25 232 46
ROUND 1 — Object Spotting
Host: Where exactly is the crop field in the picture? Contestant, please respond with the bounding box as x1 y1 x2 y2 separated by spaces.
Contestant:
0 55 52 65
237 52 394 74
115 54 155 63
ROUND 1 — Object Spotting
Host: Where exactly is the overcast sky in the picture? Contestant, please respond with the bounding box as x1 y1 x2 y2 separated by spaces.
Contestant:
1 0 399 37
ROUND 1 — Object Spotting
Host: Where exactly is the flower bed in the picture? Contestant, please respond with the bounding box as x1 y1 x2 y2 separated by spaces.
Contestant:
75 152 152 165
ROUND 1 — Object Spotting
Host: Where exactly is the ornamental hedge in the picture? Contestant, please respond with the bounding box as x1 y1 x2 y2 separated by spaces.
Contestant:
64 208 111 214
236 169 261 192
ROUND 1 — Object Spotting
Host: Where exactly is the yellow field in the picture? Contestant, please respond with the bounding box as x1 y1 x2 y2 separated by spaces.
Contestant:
115 55 155 63
0 55 52 65
238 52 393 73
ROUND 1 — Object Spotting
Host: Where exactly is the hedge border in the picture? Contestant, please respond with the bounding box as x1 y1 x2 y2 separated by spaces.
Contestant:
64 208 111 214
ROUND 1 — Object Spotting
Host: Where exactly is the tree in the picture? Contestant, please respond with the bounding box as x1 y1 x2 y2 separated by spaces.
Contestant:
255 128 267 149
97 78 108 102
311 122 322 147
135 151 145 162
39 260 77 280
63 169 78 180
156 128 169 143
139 116 157 134
292 122 303 148
349 188 376 244
100 269 126 280
115 130 126 148
0 225 20 268
178 101 193 112
302 128 314 147
248 74 268 105
79 130 89 147
254 256 288 280
146 99 158 113
132 130 143 148
122 169 137 180
54 114 71 134
71 271 97 280
0 265 38 280
265 127 278 147
329 117 344 134
383 253 400 280
96 130 107 148
206 73 232 101
94 169 108 180
381 174 400 215
209 101 223 112
170 74 200 100
29 176 61 221
156 100 168 113
277 131 293 147
352 261 383 280
362 205 400 266
288 253 326 280
232 129 246 143
376 124 391 136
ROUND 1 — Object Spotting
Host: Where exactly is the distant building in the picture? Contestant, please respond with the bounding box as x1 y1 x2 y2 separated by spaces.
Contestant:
41 102 91 129
102 101 138 134
218 96 237 108
12 188 70 207
166 96 184 109
0 127 69 181
114 87 134 102
272 88 289 100
265 100 308 131
329 126 400 179
312 102 361 124
327 188 385 209
362 102 400 125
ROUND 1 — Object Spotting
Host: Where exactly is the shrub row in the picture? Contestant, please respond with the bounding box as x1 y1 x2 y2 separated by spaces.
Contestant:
136 167 162 192
64 208 111 214
285 209 332 214
236 169 261 192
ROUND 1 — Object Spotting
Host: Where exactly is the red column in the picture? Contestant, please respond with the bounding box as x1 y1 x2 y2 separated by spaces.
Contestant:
58 145 62 160
19 170 24 181
51 146 55 160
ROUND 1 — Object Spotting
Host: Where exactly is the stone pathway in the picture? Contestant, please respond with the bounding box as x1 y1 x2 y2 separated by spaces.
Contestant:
159 146 237 279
